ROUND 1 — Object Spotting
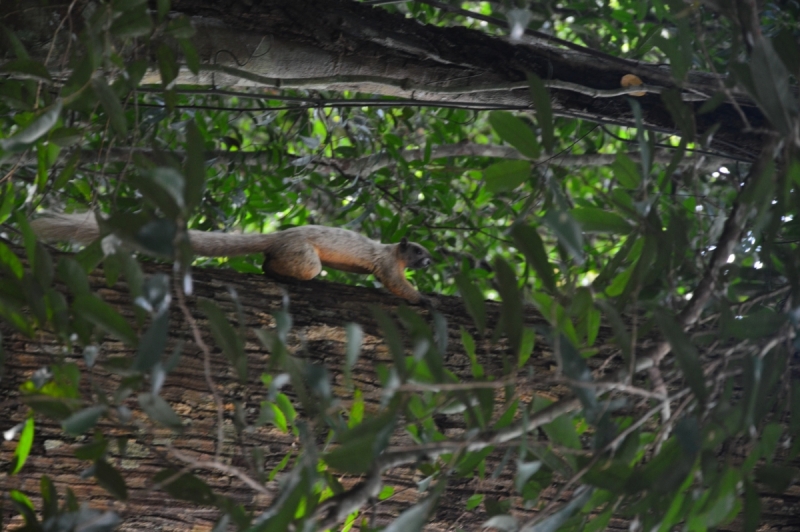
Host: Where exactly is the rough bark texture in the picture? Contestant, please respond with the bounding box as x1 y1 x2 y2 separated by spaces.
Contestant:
0 256 568 530
6 0 768 161
166 0 768 161
1 256 799 530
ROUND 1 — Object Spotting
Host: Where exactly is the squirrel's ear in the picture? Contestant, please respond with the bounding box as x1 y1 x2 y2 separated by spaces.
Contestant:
400 237 408 249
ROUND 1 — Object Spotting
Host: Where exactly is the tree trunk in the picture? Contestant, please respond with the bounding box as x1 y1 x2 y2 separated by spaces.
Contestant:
7 0 768 160
1 252 798 530
175 0 769 161
0 252 552 530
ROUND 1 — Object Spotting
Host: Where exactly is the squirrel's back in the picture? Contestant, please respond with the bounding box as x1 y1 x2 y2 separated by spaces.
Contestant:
31 212 432 303
30 214 384 260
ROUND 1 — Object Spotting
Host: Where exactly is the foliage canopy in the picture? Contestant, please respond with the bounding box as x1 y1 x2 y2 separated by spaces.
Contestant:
1 0 800 530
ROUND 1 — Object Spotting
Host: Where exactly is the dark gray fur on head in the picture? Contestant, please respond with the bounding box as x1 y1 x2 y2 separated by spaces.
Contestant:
398 237 432 269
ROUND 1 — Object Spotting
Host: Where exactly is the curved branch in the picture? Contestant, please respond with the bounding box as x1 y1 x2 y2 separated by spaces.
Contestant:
38 144 734 177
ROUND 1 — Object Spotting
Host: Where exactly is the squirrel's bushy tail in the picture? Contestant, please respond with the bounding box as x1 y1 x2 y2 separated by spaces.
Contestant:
31 212 274 257
30 212 100 244
187 230 275 257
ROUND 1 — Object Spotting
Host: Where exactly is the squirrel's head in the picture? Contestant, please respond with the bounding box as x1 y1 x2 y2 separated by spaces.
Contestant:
398 237 433 269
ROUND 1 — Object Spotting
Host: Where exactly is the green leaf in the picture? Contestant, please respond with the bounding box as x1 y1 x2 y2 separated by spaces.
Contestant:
586 307 600 346
791 378 800 436
383 492 437 532
62 405 107 436
184 120 206 211
524 486 593 532
0 242 24 279
755 464 797 493
542 209 584 265
326 411 396 473
595 300 631 363
0 100 62 151
166 15 195 39
0 59 51 83
661 88 696 141
454 272 486 334
94 459 128 501
610 152 641 189
2 26 30 59
40 475 58 520
543 413 581 450
266 391 299 431
583 458 633 491
773 30 800 76
325 434 378 474
111 0 148 12
153 469 216 504
515 460 541 493
33 243 54 287
372 306 407 370
483 515 518 531
653 309 707 402
489 111 540 159
655 22 691 81
157 44 178 86
262 401 288 432
700 467 738 527
200 299 247 382
559 336 599 418
743 479 761 532
461 327 484 378
494 257 523 357
74 439 109 460
528 73 554 153
137 167 186 217
518 327 535 368
571 207 632 234
483 160 532 193
157 0 170 20
344 322 363 384
629 99 652 177
110 8 153 38
73 293 138 346
0 183 15 225
9 489 35 525
138 392 183 430
133 312 169 372
175 37 200 76
510 223 556 292
749 37 798 135
11 417 34 474
466 493 484 510
57 257 91 295
91 75 127 137
51 150 80 191
726 308 785 340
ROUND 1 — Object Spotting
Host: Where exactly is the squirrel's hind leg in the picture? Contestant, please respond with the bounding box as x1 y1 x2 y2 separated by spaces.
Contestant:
262 242 322 281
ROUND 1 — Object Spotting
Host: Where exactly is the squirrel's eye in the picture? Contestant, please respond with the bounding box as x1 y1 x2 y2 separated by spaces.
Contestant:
415 248 422 255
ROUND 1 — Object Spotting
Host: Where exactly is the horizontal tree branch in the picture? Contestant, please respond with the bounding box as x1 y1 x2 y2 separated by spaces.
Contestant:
26 143 734 177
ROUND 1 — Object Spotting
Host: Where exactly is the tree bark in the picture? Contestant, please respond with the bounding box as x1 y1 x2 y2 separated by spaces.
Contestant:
0 253 557 530
1 252 798 530
168 0 767 161
7 0 769 161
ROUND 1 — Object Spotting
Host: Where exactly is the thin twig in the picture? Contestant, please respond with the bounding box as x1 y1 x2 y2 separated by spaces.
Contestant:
169 446 273 497
202 63 680 99
174 273 226 461
561 379 667 401
533 387 691 522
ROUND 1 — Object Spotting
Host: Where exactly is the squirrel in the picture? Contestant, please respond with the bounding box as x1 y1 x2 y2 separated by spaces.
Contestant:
30 212 434 304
